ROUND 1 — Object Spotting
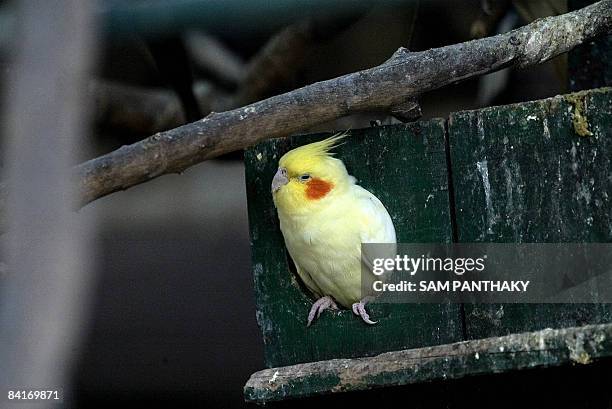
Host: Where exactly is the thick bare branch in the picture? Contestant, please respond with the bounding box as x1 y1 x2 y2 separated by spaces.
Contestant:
72 0 612 205
91 79 233 134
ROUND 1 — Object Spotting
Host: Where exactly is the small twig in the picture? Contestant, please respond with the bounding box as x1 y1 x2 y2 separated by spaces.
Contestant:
389 98 422 122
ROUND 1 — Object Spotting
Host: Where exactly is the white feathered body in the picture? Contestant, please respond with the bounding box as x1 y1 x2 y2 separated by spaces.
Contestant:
277 181 396 308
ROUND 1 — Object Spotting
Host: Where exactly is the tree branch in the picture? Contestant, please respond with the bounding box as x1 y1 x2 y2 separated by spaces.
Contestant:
74 0 612 205
94 16 361 135
236 14 361 104
91 79 234 134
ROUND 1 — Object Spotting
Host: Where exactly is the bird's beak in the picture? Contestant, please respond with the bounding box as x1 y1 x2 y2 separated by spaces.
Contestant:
271 167 289 193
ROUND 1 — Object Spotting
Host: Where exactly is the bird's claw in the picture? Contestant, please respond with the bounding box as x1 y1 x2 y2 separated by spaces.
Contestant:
352 300 377 325
307 296 337 326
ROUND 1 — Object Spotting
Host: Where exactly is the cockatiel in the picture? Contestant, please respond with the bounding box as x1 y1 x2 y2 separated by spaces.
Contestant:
271 134 396 326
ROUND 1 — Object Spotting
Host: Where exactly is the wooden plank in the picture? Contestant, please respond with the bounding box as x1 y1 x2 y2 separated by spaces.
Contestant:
244 121 463 368
244 322 612 403
448 88 612 339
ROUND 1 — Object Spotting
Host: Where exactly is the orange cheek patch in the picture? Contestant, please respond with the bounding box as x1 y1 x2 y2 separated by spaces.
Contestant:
306 178 333 200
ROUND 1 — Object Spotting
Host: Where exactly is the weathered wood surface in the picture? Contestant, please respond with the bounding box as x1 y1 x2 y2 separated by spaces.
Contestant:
244 88 612 402
448 87 612 339
244 323 612 403
68 1 612 206
245 122 463 368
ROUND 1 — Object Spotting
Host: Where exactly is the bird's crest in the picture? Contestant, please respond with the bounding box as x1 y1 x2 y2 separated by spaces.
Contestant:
280 132 347 168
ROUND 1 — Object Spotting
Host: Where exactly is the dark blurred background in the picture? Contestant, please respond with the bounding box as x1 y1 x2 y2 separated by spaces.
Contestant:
0 0 583 407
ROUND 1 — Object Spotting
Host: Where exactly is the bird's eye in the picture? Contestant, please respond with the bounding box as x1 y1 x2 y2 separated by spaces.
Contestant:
299 173 311 182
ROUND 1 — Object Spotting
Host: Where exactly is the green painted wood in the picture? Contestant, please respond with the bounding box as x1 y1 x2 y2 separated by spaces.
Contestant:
569 0 612 91
244 121 463 368
244 323 612 403
448 88 612 340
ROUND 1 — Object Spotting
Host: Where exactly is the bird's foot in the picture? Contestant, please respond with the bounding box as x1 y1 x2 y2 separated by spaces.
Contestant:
307 296 338 327
352 299 377 325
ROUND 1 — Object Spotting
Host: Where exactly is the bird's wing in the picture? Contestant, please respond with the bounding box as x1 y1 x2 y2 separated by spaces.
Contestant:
352 185 397 275
293 260 323 298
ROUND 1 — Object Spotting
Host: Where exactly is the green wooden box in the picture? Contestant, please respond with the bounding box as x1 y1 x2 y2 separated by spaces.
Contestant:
244 87 612 403
244 121 463 368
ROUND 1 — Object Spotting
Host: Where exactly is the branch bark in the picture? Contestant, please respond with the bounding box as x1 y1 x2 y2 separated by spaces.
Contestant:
72 0 612 205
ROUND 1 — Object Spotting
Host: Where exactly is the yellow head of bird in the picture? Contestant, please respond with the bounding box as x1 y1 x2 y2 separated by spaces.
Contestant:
271 133 350 214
